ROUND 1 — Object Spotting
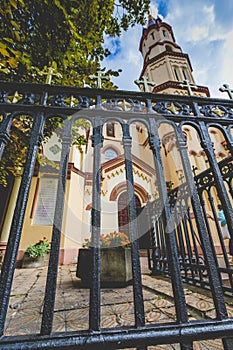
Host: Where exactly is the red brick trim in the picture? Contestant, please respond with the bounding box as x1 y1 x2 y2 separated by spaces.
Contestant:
109 182 148 203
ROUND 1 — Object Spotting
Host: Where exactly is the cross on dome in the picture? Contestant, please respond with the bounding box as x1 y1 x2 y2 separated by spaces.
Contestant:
147 14 162 27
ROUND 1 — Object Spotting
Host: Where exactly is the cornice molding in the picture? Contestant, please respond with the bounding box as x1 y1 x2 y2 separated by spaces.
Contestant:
141 51 193 77
152 81 210 97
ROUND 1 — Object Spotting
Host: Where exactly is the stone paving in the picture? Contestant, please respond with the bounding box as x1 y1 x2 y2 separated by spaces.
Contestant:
3 258 233 349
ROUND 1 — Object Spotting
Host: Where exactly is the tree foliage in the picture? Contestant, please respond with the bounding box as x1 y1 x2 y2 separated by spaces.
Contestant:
0 116 90 186
0 0 150 86
0 0 150 185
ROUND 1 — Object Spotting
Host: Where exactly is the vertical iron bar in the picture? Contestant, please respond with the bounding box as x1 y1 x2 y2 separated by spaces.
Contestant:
181 206 195 280
159 216 167 272
148 118 192 350
186 208 205 285
226 178 233 199
200 192 220 273
0 112 44 335
0 113 12 160
89 117 103 331
150 204 161 274
175 208 188 279
40 117 72 335
122 122 145 328
153 217 161 271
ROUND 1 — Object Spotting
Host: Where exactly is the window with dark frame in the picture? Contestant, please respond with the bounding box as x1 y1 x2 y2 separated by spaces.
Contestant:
33 177 58 226
106 122 115 137
182 69 187 80
174 68 179 81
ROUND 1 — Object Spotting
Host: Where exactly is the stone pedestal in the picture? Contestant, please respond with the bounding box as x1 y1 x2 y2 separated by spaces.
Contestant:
76 247 132 286
21 253 48 268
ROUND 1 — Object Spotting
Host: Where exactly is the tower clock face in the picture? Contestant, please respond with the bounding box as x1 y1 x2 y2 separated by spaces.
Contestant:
104 148 117 162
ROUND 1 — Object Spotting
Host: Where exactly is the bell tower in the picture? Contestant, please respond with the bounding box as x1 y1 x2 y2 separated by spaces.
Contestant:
138 15 210 96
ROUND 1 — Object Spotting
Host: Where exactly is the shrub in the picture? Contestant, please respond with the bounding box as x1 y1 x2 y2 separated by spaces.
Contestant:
25 237 51 258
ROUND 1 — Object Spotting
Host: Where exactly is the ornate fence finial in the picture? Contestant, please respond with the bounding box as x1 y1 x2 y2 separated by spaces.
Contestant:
0 63 10 75
219 84 233 99
179 79 198 96
38 63 63 85
89 70 110 88
134 75 156 92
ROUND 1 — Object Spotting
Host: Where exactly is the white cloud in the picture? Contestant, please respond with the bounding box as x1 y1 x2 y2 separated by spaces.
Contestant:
191 27 209 42
150 3 159 18
219 30 233 92
203 5 215 23
102 25 144 91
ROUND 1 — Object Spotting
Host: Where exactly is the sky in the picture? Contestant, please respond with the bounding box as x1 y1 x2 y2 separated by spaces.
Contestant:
102 0 233 99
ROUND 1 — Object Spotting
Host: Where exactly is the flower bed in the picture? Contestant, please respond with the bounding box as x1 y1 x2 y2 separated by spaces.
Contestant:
83 231 131 248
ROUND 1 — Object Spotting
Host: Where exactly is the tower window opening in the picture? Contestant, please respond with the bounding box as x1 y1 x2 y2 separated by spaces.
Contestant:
162 30 167 37
182 69 188 80
174 68 179 81
106 122 115 137
165 45 172 52
150 32 155 40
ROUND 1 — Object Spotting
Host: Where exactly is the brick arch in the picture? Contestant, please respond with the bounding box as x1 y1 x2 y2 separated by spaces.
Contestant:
109 182 148 204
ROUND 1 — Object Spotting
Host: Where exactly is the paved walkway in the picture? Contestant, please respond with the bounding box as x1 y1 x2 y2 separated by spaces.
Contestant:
4 258 233 349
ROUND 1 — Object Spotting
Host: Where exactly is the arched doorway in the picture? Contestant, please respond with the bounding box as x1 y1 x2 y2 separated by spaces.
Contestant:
118 192 151 248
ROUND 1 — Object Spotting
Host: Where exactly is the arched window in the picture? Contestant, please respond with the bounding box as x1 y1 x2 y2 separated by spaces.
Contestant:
104 148 117 162
162 30 167 37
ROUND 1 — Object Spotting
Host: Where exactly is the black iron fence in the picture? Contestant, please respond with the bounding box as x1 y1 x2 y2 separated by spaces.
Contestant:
0 81 233 349
149 156 233 296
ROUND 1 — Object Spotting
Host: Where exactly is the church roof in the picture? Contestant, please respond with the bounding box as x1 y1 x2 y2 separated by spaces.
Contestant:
147 14 162 27
139 15 173 52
